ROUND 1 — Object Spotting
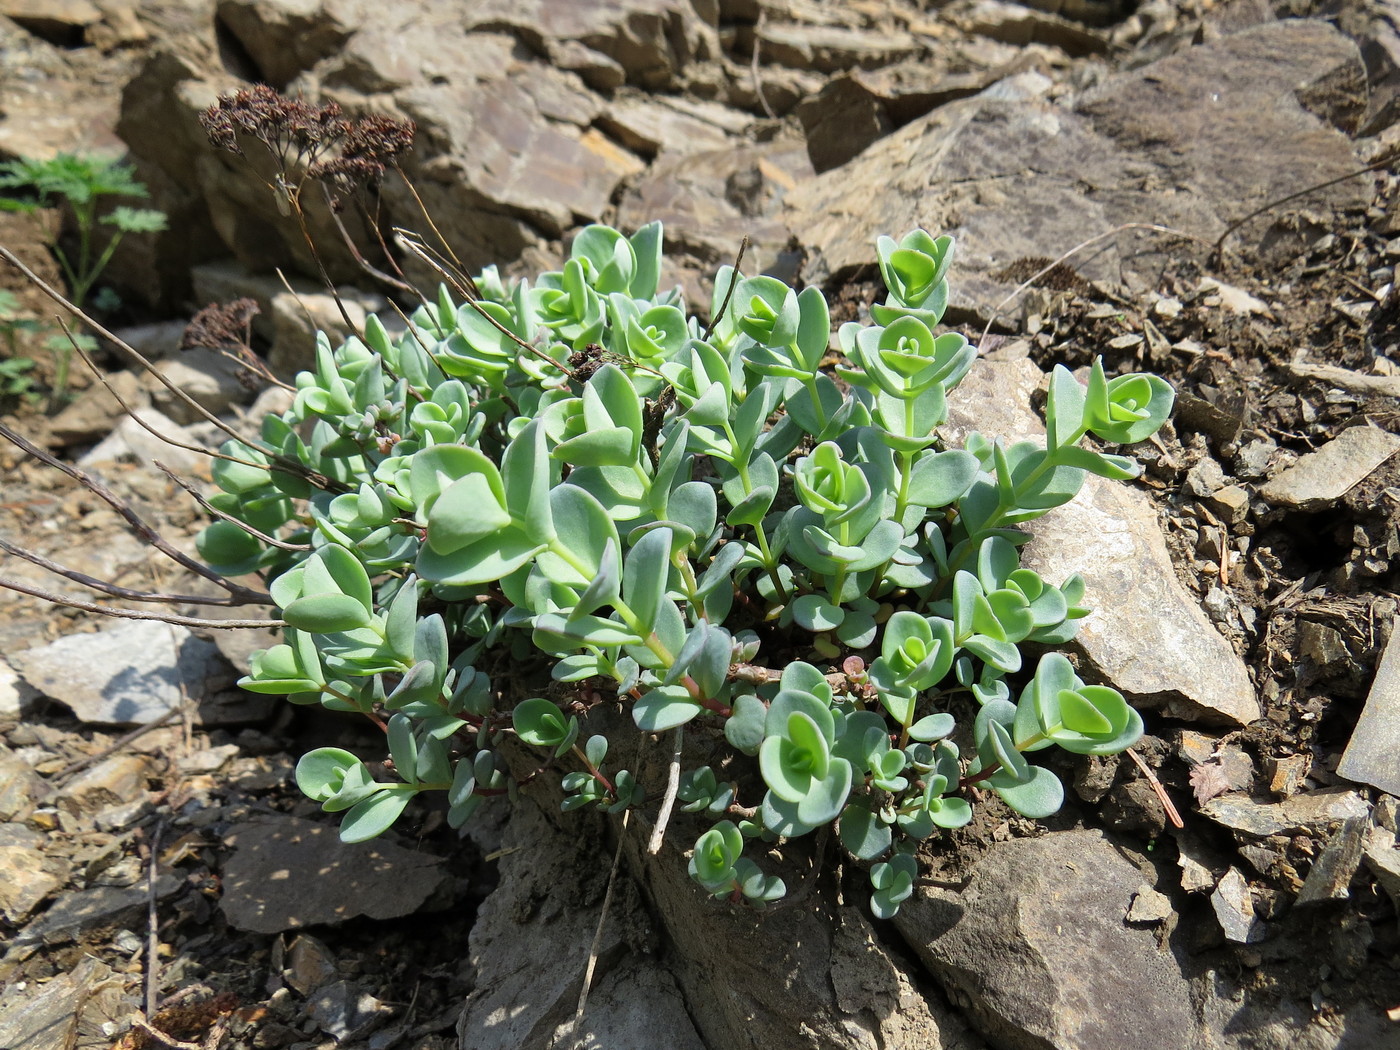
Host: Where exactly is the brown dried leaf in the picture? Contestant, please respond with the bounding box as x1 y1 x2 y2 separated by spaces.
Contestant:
1190 760 1233 806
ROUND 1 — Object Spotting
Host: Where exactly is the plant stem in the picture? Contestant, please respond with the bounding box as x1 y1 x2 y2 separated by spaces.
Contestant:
571 741 616 796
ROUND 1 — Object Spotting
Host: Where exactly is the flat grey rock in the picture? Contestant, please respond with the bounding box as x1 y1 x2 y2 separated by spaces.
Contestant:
1363 827 1400 910
0 955 134 1050
220 816 449 934
894 828 1200 1050
56 753 154 816
10 619 239 726
0 846 65 924
76 406 201 473
1211 867 1262 944
1201 789 1371 838
1296 817 1368 904
1338 615 1400 796
0 750 44 821
945 357 1259 726
45 369 149 447
151 346 253 423
784 20 1364 322
308 980 394 1043
11 873 181 947
0 656 37 721
1259 426 1400 512
1126 885 1173 924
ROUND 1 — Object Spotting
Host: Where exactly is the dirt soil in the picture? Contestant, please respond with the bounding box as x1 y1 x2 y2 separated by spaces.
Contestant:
2 7 1400 1050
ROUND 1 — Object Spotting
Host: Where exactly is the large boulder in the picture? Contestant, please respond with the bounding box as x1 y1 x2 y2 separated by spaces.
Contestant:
784 20 1367 322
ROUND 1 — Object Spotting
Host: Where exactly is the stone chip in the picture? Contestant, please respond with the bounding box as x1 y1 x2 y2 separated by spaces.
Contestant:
220 816 449 934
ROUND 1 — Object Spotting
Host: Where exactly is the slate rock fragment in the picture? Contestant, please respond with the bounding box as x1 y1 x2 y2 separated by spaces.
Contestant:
220 816 449 934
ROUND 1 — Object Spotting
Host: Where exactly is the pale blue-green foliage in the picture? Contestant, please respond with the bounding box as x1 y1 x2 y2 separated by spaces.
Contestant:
207 223 1173 917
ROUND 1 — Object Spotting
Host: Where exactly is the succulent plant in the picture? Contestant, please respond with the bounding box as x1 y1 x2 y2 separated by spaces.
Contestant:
198 222 1173 916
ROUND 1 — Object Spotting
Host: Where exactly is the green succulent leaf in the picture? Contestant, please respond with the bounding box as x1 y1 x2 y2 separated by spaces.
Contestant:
839 803 893 861
339 789 414 843
513 697 580 756
634 684 704 731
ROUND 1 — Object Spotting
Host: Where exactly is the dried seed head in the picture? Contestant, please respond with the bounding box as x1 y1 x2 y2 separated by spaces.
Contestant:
199 85 415 207
181 298 260 352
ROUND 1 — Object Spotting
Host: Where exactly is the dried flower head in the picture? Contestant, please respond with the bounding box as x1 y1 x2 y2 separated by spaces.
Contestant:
199 85 415 208
182 298 265 389
182 297 260 352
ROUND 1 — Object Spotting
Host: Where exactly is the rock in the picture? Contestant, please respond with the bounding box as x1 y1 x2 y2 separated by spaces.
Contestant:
1267 753 1311 797
1074 19 1366 233
494 710 986 1050
944 358 1260 726
1185 457 1228 498
0 956 134 1050
0 17 125 163
0 846 64 923
45 370 149 447
786 21 1365 322
551 39 627 91
0 656 37 721
464 0 718 90
1174 390 1247 446
9 619 234 726
1297 816 1368 904
516 63 604 127
214 0 358 87
457 795 705 1050
1176 832 1223 893
0 749 44 820
285 933 338 996
597 95 739 160
895 828 1201 1049
11 872 182 947
614 134 814 299
1178 730 1217 767
950 0 1109 56
308 980 395 1043
1378 795 1399 833
84 2 148 51
268 286 388 377
56 753 154 817
1259 426 1400 512
150 347 254 423
0 0 101 45
1211 867 1262 943
220 816 449 933
1238 843 1283 876
795 72 893 173
76 406 201 474
1205 485 1250 525
796 58 1026 174
1284 359 1400 398
1126 885 1173 923
176 743 241 775
108 320 190 361
756 21 920 72
417 75 645 239
1198 278 1274 317
630 830 971 1050
1362 826 1400 910
190 259 386 372
1201 789 1371 838
1339 616 1400 796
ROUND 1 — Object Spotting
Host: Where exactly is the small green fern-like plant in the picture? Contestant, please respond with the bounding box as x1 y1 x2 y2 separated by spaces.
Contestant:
198 220 1171 917
0 153 168 309
0 154 167 406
